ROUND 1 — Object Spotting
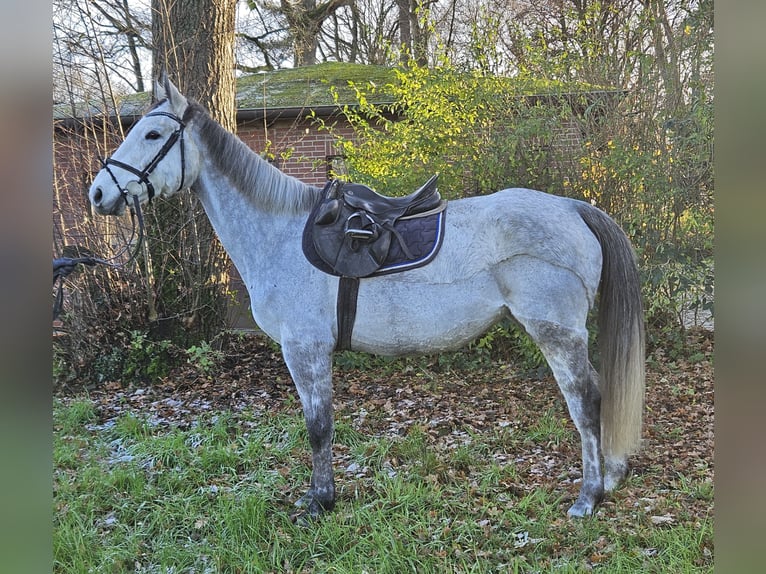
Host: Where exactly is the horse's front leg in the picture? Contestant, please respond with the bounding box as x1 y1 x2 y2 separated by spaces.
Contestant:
281 338 336 518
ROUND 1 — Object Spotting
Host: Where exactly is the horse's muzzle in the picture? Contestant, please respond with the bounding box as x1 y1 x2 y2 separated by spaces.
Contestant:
90 184 127 216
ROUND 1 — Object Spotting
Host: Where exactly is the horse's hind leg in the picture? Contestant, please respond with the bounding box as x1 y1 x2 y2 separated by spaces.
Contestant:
604 454 629 492
281 338 336 518
519 318 604 517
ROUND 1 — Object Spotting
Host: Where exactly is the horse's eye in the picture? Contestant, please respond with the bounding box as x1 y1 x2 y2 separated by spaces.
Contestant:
145 130 161 140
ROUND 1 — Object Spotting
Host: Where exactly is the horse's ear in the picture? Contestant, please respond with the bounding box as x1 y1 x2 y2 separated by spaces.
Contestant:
162 75 188 116
153 73 187 115
153 77 167 102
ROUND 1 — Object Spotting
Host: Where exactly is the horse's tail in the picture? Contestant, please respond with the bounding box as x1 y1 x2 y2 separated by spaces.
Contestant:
577 203 645 459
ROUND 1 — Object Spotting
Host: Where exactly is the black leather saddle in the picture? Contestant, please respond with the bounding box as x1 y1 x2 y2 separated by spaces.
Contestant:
302 175 447 278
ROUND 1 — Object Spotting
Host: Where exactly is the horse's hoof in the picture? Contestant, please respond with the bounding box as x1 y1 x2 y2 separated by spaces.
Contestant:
294 492 314 509
289 509 318 527
604 459 630 492
293 489 334 520
567 500 595 518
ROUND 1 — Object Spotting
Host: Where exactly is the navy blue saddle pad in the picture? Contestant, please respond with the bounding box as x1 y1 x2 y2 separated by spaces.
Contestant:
302 195 447 278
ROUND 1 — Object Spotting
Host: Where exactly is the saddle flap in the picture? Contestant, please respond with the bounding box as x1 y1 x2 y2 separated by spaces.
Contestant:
314 198 341 225
302 176 447 279
312 225 391 278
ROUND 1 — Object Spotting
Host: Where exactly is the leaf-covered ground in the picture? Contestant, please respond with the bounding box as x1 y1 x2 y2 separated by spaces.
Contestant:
55 329 713 570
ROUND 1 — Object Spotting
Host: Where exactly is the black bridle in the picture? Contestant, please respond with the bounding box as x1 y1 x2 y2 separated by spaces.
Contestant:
100 110 187 204
53 109 187 320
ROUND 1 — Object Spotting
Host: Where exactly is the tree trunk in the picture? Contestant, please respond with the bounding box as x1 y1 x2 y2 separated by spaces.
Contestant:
151 0 236 131
148 0 236 343
120 0 145 93
397 0 432 67
279 0 349 67
397 0 412 64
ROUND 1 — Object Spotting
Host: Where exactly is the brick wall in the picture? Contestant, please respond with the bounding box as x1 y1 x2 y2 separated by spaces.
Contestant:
237 117 355 186
54 127 126 249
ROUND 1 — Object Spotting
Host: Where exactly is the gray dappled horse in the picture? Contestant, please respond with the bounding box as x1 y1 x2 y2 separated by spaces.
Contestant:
89 77 645 519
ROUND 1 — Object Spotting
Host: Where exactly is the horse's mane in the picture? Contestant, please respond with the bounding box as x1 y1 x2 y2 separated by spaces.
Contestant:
183 101 322 214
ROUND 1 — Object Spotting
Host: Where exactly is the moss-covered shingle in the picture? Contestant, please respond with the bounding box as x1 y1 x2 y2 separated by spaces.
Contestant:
235 62 397 109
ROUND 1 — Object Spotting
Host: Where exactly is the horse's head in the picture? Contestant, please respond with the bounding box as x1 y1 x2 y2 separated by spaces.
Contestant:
89 77 201 215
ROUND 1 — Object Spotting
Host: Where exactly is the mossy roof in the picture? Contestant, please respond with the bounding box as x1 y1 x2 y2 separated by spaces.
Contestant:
53 62 396 121
54 62 617 122
235 62 396 109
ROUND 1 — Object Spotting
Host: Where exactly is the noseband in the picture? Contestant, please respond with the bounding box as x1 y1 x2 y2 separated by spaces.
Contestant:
100 110 187 204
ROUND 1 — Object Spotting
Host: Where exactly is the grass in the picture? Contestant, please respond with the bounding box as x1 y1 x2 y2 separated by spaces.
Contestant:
54 396 713 573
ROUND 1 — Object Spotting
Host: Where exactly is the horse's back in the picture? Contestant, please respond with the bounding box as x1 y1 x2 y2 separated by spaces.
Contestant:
420 188 602 285
349 188 605 354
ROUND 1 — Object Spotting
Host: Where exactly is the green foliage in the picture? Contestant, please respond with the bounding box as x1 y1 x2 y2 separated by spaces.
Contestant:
91 346 125 384
333 349 377 371
52 344 74 384
121 330 175 384
55 399 97 435
186 340 224 375
525 408 575 447
567 96 714 341
326 61 583 198
477 321 546 373
59 329 223 388
323 55 713 346
428 321 547 375
60 331 227 387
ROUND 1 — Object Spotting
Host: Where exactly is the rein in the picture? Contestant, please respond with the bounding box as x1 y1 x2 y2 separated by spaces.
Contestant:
53 109 186 320
53 195 145 320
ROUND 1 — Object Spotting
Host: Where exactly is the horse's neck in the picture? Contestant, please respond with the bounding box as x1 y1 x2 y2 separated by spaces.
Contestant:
190 156 307 282
184 112 320 279
188 107 318 215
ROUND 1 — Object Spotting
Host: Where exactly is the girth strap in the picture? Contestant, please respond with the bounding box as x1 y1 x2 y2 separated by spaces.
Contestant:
336 276 360 352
